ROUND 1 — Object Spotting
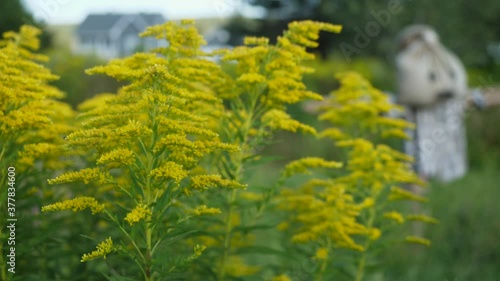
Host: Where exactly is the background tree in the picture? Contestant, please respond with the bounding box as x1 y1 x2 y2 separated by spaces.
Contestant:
0 0 52 49
225 0 500 67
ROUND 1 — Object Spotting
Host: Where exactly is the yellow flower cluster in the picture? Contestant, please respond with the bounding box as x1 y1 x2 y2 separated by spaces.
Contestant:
42 21 248 277
319 72 414 140
60 21 244 193
0 25 75 173
17 142 61 167
41 196 105 214
280 180 370 251
335 139 423 189
220 20 342 137
282 157 342 178
81 237 114 262
220 256 260 277
149 161 188 183
48 168 110 185
262 109 316 135
383 211 405 224
140 19 206 56
190 175 246 191
140 20 232 130
192 205 222 216
0 26 63 134
279 72 433 272
315 247 329 260
388 186 428 202
124 204 152 225
271 274 292 281
406 214 439 224
96 148 135 166
405 236 431 246
186 244 207 263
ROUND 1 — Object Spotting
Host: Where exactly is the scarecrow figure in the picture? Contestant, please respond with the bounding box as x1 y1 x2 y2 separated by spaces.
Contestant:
395 24 500 183
305 24 500 183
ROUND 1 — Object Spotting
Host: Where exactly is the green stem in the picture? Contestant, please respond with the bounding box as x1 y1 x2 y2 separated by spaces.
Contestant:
145 225 153 281
143 101 160 281
355 206 377 281
106 210 146 263
143 159 154 281
218 189 238 281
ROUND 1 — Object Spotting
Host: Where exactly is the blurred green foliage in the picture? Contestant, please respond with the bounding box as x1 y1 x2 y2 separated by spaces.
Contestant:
0 0 52 49
43 49 122 107
382 161 500 281
258 54 500 281
229 0 500 67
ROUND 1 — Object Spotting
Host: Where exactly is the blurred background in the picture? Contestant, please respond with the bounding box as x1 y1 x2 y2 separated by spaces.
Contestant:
2 0 500 280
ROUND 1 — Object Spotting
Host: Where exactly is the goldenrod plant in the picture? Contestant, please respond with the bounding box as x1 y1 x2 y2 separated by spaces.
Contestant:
0 21 436 281
277 72 436 281
183 20 343 280
42 21 244 280
0 26 86 280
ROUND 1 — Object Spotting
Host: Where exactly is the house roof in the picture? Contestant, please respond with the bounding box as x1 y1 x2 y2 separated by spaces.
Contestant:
76 13 165 35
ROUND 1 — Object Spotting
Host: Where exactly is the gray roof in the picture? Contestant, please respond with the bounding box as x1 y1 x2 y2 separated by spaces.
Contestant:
76 13 165 35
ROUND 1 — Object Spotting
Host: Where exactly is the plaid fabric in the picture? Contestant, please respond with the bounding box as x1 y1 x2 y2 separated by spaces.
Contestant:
403 98 468 182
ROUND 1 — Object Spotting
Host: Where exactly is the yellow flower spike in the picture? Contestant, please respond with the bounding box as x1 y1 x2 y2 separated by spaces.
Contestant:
314 247 329 260
406 214 439 224
271 275 291 281
42 197 105 214
244 36 270 46
97 148 135 166
367 228 382 240
81 237 114 262
277 222 289 231
319 127 348 140
124 204 152 225
319 72 415 141
48 168 111 185
405 236 431 246
139 21 206 56
359 197 375 208
186 244 206 263
282 157 342 178
388 186 428 203
222 256 260 277
262 109 317 134
383 211 405 224
237 73 267 84
191 175 247 191
153 134 196 153
149 161 188 183
17 143 61 166
4 25 42 50
240 191 263 201
180 19 195 25
381 128 411 139
192 205 222 216
190 175 246 191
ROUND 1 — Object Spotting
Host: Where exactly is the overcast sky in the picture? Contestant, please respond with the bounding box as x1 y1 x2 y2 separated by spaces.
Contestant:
22 0 262 25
